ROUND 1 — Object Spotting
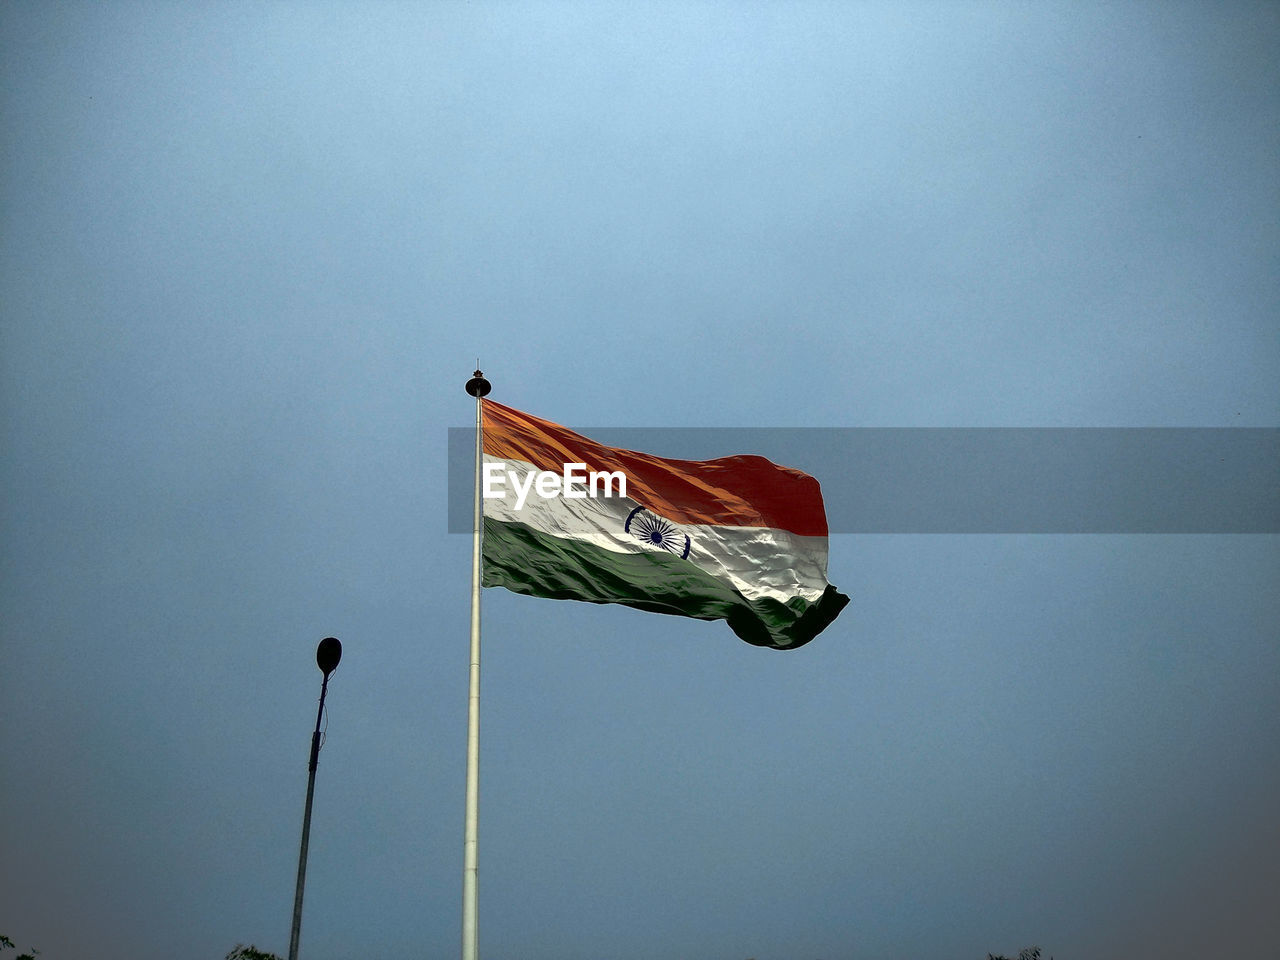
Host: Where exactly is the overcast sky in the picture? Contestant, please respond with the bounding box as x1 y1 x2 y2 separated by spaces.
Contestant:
2 3 1278 959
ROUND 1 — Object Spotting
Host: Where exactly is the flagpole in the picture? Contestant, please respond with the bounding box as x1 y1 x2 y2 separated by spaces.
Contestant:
462 368 490 960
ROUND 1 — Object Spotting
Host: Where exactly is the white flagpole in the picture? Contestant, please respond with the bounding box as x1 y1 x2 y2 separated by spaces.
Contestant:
461 369 490 960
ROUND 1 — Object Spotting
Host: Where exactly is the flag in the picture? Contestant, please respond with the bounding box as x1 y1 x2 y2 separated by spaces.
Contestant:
479 399 849 649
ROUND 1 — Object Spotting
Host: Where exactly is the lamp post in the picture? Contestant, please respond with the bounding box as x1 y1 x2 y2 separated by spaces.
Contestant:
288 636 342 960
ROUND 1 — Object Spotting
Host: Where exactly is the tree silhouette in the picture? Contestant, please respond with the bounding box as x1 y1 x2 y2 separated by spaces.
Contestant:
224 946 282 960
988 947 1047 960
0 934 38 960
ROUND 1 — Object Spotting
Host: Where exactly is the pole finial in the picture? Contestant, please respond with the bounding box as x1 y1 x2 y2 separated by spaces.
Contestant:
465 369 491 397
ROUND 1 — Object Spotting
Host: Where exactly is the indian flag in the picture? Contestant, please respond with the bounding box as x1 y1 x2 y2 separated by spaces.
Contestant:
480 399 849 650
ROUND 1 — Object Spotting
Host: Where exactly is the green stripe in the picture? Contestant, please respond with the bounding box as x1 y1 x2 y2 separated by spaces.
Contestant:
482 518 849 650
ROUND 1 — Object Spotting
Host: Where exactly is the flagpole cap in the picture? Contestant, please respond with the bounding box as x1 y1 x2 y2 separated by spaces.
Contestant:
465 370 491 398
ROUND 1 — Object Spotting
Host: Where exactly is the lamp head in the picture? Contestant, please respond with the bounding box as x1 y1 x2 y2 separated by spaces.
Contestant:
316 636 342 676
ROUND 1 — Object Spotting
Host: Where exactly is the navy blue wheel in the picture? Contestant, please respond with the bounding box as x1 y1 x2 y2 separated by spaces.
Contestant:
624 506 692 560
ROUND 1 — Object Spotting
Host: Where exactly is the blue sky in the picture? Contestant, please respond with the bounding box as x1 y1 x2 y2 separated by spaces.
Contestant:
2 3 1277 959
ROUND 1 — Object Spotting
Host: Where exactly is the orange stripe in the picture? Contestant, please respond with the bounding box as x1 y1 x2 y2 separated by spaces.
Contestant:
482 399 830 536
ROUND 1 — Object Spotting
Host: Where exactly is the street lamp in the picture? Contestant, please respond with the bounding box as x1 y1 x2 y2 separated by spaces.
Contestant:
288 637 342 960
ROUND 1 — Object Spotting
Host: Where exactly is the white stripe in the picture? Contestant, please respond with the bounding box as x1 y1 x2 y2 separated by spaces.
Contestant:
482 456 831 603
